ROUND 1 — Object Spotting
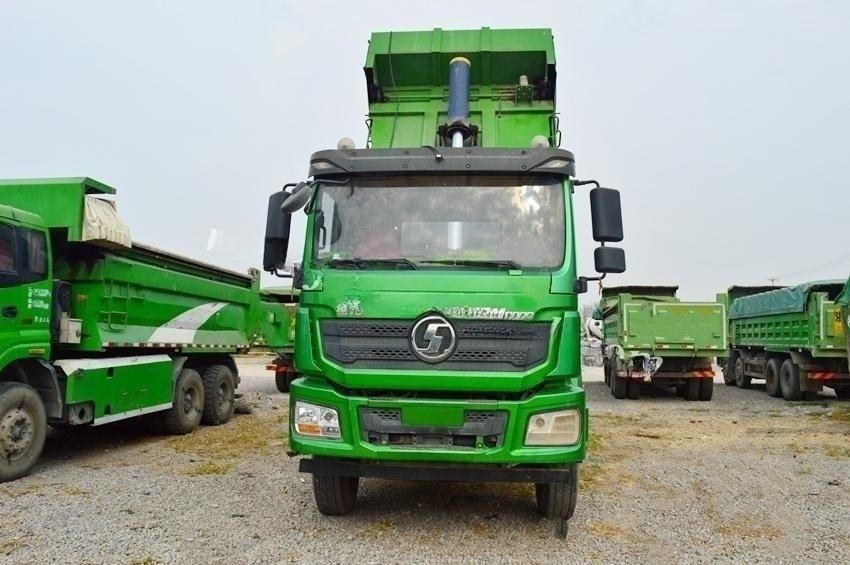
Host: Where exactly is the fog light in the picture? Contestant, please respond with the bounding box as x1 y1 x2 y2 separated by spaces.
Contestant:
294 401 341 438
524 409 580 446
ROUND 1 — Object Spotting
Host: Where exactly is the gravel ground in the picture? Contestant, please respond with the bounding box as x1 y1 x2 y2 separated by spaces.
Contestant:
2 357 850 563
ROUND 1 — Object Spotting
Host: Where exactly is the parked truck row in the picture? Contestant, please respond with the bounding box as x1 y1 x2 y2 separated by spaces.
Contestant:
0 177 296 482
592 278 849 403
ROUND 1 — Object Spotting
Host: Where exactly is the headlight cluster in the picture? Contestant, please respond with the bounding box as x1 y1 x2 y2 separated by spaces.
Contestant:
294 401 341 438
524 409 581 446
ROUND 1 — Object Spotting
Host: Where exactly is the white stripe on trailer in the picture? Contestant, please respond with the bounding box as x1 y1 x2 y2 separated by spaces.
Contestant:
148 302 230 344
93 402 173 426
55 354 172 375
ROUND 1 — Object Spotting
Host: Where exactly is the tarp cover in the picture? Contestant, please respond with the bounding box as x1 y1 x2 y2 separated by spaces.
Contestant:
729 280 845 319
837 276 850 307
83 195 131 248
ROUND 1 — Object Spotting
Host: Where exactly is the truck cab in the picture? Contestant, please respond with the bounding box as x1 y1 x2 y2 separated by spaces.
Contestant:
264 28 625 534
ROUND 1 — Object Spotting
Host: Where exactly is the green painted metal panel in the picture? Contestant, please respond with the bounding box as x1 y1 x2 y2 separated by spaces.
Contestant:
601 288 725 357
364 28 557 149
60 357 172 422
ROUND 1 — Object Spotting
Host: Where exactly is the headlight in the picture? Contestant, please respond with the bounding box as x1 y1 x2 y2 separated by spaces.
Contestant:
524 409 580 446
294 401 341 438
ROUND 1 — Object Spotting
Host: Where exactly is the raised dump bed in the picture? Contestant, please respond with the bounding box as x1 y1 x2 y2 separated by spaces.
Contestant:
599 286 724 401
725 279 849 400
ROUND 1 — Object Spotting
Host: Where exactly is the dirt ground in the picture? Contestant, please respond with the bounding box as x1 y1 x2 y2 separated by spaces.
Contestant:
1 358 849 563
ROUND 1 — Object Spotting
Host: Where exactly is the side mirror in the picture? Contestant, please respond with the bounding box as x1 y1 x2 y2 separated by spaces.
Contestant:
281 182 313 214
589 187 623 243
263 190 293 273
594 246 626 274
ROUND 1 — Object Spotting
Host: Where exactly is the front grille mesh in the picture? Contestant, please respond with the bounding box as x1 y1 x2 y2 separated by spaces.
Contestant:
321 318 550 372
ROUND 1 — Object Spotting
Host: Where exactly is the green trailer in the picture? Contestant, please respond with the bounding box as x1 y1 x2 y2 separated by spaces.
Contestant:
599 286 724 401
262 28 626 535
723 279 849 400
0 177 276 482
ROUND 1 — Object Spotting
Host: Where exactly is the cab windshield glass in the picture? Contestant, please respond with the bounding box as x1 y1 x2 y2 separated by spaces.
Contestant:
311 175 565 270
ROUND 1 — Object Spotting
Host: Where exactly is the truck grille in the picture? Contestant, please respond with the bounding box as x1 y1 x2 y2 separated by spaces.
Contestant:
359 408 508 448
320 319 550 372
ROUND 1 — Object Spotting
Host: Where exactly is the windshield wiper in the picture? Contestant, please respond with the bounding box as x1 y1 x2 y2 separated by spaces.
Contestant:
419 259 523 271
325 258 418 270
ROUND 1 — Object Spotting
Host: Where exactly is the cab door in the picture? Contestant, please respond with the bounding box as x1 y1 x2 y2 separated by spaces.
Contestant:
0 222 23 354
0 222 52 360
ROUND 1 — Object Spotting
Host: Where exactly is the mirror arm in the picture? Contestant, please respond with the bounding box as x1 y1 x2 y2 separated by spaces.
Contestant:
573 179 600 188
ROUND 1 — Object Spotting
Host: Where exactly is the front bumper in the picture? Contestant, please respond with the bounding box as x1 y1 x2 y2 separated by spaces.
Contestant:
289 376 587 465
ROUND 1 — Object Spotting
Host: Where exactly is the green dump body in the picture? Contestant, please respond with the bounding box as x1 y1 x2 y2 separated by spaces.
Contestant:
599 286 723 401
365 28 557 149
728 281 846 357
602 286 725 358
722 279 850 398
287 28 591 507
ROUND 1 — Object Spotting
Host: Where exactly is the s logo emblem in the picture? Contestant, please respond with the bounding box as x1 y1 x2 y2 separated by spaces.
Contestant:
410 314 457 363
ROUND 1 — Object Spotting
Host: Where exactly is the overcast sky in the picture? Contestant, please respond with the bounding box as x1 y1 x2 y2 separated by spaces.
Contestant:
1 1 848 300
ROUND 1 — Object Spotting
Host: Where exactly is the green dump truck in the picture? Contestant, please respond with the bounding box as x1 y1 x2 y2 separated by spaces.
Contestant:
599 286 724 401
723 280 849 400
262 28 626 534
0 177 284 482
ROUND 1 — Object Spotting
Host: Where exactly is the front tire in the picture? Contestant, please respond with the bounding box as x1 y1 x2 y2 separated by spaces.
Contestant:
627 379 641 400
201 365 235 426
612 376 627 399
735 356 751 389
161 368 204 434
535 463 578 520
0 382 47 483
312 473 359 515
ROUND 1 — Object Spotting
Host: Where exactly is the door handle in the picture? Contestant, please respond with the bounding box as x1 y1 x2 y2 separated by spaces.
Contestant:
2 306 18 318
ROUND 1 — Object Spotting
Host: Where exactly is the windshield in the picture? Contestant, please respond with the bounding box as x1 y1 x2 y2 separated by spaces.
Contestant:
311 175 566 270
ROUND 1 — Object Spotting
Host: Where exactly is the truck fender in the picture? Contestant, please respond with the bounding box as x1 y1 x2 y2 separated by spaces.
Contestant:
0 358 63 420
171 356 189 384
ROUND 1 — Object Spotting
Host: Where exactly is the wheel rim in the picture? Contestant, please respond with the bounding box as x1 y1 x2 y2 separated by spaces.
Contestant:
0 408 35 461
182 386 199 418
217 381 231 412
735 361 744 384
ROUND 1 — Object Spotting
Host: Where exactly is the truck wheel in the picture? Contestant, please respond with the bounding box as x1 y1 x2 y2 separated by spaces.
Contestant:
627 379 640 400
312 473 359 515
161 368 204 434
603 360 611 386
723 354 737 386
0 382 47 483
275 371 298 394
698 378 714 401
201 365 235 426
779 359 802 401
612 376 627 399
685 378 700 401
734 357 751 389
764 358 782 398
535 463 578 520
